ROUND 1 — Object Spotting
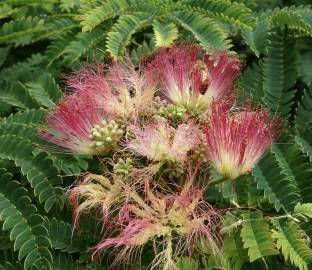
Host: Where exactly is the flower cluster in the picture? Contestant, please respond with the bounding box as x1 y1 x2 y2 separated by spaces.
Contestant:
40 44 280 269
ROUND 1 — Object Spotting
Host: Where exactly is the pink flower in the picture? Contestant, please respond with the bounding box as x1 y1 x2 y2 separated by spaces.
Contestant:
39 91 123 155
93 185 221 269
126 120 202 163
68 174 122 229
204 101 280 179
148 45 241 114
67 57 157 121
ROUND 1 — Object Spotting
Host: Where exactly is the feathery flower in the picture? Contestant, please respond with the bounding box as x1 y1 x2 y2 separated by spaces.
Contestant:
93 185 221 269
69 174 122 228
126 120 202 163
67 56 157 121
204 101 280 180
39 92 123 155
149 45 241 114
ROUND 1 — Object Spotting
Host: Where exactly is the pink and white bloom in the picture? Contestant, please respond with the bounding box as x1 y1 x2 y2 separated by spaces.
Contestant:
39 92 122 155
93 185 221 270
126 120 202 163
67 57 157 121
148 45 241 114
69 174 122 229
204 101 280 179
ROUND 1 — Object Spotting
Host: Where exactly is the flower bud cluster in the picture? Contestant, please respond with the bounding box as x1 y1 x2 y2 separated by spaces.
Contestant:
113 158 133 177
89 120 123 152
158 104 186 124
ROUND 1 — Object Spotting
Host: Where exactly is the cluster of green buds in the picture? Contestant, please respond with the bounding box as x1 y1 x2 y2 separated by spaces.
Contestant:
113 158 134 177
158 104 186 124
89 120 123 154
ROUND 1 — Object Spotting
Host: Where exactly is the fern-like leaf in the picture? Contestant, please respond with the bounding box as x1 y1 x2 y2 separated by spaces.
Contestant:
170 11 231 50
47 218 82 253
0 4 21 19
64 27 107 65
223 230 249 270
241 211 278 262
0 135 63 211
45 34 76 67
272 219 312 270
294 203 312 220
242 17 268 57
106 13 153 59
0 80 40 110
295 89 312 131
0 169 52 269
80 0 133 32
26 72 63 108
2 109 45 126
271 7 312 37
238 61 263 102
295 133 312 163
262 30 298 118
187 0 255 29
0 17 46 47
0 53 44 82
51 252 79 270
38 18 79 41
252 152 300 212
152 20 178 48
273 137 312 204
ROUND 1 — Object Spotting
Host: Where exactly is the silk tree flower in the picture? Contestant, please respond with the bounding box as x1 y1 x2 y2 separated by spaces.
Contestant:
67 56 157 121
126 120 202 164
69 174 122 228
93 185 221 270
204 101 280 180
39 92 123 155
148 45 241 114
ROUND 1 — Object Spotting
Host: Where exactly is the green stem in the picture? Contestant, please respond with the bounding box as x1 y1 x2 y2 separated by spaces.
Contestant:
207 176 231 186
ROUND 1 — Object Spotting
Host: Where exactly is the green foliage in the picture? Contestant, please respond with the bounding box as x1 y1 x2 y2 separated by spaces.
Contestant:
0 17 45 47
252 152 300 212
241 212 279 262
0 0 312 269
242 17 269 57
271 6 312 37
294 203 312 220
262 30 298 117
152 20 178 48
223 230 249 270
79 0 254 58
106 13 154 59
170 11 231 50
0 169 52 269
272 219 312 270
25 73 63 109
295 133 312 162
295 89 312 131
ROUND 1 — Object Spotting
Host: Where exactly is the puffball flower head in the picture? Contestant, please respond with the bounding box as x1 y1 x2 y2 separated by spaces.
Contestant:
204 101 280 180
67 56 157 121
69 174 122 228
148 44 241 114
39 92 123 155
126 120 202 163
93 186 221 270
